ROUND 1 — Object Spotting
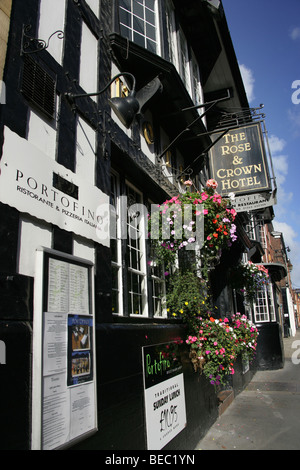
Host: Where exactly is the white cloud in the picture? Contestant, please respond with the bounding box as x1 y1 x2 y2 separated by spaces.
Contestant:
268 135 286 154
268 134 289 186
273 221 298 249
273 156 290 188
239 64 255 103
290 27 300 41
268 134 293 216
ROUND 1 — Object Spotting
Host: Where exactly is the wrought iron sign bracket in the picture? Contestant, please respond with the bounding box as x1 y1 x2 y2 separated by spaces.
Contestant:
21 24 64 55
157 89 232 166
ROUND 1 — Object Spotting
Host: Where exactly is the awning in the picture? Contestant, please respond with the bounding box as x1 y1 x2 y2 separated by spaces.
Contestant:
263 263 287 282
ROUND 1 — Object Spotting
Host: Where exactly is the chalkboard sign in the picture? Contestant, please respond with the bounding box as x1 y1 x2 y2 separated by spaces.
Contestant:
142 342 187 450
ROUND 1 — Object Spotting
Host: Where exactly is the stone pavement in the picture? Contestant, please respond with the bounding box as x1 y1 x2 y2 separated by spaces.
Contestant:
195 330 300 450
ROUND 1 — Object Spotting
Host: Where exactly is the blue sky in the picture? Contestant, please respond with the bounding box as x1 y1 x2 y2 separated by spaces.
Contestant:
222 0 300 287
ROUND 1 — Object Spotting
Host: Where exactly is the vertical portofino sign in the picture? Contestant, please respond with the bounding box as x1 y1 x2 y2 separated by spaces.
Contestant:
209 122 271 196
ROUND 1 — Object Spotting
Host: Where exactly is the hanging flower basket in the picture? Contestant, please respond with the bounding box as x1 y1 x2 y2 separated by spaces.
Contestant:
230 261 270 303
148 179 237 272
186 313 259 386
231 313 259 363
187 316 238 386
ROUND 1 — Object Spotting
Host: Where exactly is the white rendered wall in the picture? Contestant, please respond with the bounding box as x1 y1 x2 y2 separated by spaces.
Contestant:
18 215 52 277
73 235 95 265
80 22 98 99
27 98 59 160
85 0 99 17
76 117 96 186
37 0 66 64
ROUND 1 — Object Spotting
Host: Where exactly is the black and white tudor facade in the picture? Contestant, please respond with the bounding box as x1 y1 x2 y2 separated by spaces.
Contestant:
0 0 284 450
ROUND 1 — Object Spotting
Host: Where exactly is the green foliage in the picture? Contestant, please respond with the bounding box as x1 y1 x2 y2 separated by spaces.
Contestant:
166 270 212 326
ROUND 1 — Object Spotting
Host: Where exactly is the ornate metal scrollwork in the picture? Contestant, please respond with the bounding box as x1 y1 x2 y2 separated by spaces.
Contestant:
21 24 64 55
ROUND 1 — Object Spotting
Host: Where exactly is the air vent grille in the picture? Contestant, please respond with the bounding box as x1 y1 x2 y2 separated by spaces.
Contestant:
21 55 56 119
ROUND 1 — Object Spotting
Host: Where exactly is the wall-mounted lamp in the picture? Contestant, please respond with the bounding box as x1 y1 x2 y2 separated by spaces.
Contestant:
65 72 139 128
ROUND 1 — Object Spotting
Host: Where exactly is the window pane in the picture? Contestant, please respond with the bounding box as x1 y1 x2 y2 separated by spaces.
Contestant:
146 23 156 40
120 8 131 26
133 0 144 18
146 39 156 53
145 8 155 24
120 24 131 40
133 31 145 47
119 0 131 9
133 15 145 34
145 0 155 10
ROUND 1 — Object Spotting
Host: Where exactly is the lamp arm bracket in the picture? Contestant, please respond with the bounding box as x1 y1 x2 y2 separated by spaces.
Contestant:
65 72 136 103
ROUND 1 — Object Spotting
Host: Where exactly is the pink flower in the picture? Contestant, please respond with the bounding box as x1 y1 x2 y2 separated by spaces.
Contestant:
206 179 218 189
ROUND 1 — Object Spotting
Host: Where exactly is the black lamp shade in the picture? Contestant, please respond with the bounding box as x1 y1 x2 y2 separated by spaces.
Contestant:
108 95 140 129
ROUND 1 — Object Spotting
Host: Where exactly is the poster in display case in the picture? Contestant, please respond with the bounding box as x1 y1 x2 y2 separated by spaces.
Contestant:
32 248 97 450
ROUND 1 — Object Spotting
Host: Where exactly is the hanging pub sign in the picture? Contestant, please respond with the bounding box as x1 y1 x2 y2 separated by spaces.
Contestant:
142 342 187 450
209 122 271 197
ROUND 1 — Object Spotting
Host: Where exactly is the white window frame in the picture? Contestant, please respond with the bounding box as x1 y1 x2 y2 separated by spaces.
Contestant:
245 213 256 240
191 51 203 107
165 0 179 71
190 50 206 124
126 181 148 317
254 283 276 323
110 172 124 316
257 220 267 249
148 200 167 319
149 261 167 318
178 28 191 96
119 0 160 55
